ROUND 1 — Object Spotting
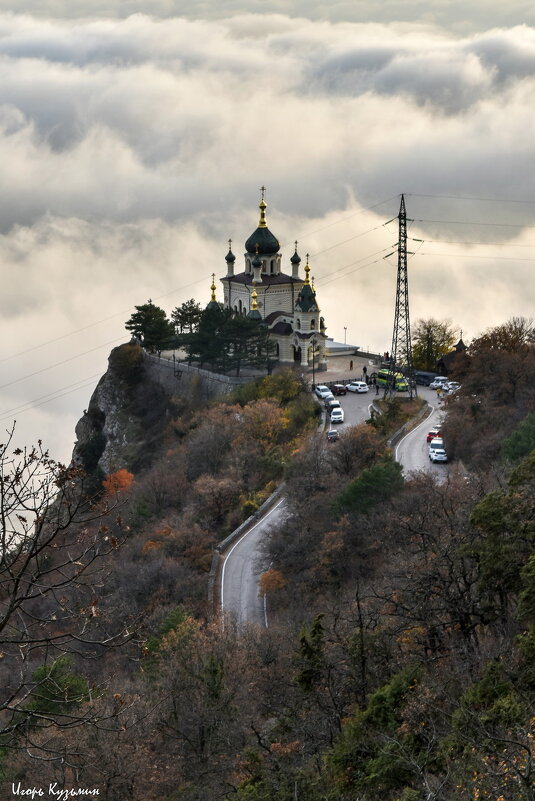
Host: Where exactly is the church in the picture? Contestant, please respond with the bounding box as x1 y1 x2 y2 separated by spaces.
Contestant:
219 190 327 372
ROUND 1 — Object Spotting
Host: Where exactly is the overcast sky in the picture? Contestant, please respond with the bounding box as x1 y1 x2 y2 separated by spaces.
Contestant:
1 4 535 461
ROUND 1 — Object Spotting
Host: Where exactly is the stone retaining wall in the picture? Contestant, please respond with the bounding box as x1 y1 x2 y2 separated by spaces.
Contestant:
143 352 255 401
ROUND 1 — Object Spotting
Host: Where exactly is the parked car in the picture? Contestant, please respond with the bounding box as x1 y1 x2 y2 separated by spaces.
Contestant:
428 437 444 454
315 385 332 399
326 429 340 442
330 407 344 423
429 376 449 389
429 447 448 463
332 384 347 396
326 399 341 413
346 381 369 393
445 381 461 394
426 427 441 442
414 371 436 386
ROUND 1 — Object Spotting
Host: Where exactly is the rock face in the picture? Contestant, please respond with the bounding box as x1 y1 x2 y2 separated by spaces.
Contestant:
72 343 171 476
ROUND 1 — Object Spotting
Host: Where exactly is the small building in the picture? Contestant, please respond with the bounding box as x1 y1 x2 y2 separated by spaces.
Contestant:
220 190 327 371
436 338 467 376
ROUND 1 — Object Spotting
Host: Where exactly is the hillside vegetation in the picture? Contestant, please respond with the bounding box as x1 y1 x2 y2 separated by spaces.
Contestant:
1 320 534 801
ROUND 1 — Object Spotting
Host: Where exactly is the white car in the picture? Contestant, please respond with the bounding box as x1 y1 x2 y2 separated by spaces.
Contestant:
346 381 369 393
428 437 444 455
445 381 461 394
330 407 344 423
430 448 448 463
429 376 449 389
314 385 332 399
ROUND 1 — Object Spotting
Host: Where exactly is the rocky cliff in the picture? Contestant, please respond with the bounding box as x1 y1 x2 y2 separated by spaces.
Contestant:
72 343 174 477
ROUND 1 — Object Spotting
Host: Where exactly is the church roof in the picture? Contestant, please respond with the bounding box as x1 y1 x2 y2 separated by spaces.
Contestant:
264 310 289 324
295 283 318 312
269 321 293 335
222 272 302 286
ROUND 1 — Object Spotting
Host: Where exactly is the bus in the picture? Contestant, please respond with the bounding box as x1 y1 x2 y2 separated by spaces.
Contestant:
376 369 409 391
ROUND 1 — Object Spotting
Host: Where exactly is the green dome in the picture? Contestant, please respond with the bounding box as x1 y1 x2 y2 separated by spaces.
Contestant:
245 226 280 255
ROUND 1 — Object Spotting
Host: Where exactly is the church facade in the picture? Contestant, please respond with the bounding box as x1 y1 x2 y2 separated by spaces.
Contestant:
219 192 327 372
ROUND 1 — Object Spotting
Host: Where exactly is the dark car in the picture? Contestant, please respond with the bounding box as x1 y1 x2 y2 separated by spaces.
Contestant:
332 384 347 396
414 371 436 386
326 399 341 413
327 429 339 442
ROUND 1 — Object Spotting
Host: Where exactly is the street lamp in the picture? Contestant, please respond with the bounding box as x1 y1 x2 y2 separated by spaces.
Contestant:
344 326 347 344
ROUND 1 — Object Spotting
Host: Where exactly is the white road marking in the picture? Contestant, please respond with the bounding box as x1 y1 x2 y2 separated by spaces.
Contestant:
394 404 437 462
220 497 285 614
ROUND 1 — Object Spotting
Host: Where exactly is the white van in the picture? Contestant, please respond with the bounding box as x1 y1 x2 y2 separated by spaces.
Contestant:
429 376 448 389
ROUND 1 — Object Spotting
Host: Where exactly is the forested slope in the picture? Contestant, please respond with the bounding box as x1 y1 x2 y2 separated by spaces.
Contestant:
1 323 534 801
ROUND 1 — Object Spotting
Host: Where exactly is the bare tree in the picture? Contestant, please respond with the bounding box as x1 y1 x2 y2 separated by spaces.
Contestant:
0 427 133 754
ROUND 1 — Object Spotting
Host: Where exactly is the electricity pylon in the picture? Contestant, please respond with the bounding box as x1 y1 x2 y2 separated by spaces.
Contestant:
385 194 416 400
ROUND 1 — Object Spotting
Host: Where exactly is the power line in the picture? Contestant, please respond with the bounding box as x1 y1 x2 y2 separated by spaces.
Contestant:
0 275 211 365
414 252 535 262
309 223 387 259
0 377 100 424
1 198 397 365
407 192 535 205
412 218 534 229
414 239 535 248
0 336 125 391
280 194 399 247
1 372 103 418
317 249 392 287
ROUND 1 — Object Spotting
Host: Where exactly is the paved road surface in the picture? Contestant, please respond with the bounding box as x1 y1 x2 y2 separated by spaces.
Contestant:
220 498 287 627
395 387 447 476
220 387 454 626
220 390 372 626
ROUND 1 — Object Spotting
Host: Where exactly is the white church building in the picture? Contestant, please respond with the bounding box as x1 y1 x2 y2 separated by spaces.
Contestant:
219 190 327 372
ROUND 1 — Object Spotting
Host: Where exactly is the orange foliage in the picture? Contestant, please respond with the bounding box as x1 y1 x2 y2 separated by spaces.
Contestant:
102 468 134 496
270 740 301 756
142 540 163 553
258 568 287 595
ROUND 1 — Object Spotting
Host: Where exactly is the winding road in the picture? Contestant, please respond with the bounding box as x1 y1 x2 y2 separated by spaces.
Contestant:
220 389 374 627
220 386 449 626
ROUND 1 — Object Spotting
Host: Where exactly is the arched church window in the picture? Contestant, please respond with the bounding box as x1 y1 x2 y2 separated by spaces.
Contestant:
310 318 315 329
270 259 274 273
296 318 301 330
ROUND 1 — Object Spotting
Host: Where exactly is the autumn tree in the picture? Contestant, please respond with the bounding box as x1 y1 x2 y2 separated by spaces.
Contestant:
0 429 132 756
412 317 457 371
443 317 535 464
102 468 134 496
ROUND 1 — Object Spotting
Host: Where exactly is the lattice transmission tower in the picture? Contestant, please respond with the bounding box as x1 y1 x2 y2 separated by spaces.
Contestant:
385 194 416 399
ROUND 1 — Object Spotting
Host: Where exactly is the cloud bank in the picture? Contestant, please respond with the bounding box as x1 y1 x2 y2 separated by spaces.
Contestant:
1 11 534 458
